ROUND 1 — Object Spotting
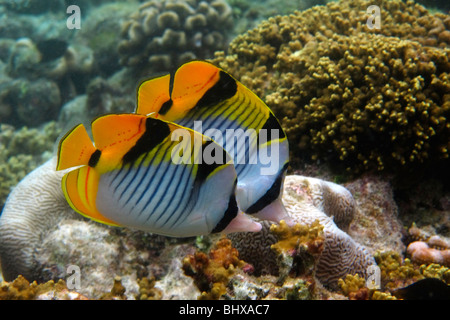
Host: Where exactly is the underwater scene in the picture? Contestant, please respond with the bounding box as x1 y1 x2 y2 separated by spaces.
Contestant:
0 0 449 302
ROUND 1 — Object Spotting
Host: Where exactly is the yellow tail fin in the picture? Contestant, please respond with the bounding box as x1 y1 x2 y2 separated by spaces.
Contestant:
57 124 96 171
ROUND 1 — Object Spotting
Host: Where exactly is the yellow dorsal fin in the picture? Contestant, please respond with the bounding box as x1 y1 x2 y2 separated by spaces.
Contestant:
136 74 171 116
169 61 220 117
62 167 119 226
57 124 96 171
91 113 147 160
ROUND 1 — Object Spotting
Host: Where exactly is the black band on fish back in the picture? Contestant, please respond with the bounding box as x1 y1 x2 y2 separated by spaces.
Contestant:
212 190 239 233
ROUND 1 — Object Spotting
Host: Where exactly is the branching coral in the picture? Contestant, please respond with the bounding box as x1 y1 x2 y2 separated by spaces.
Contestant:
0 275 88 300
0 122 61 209
374 251 423 290
338 274 370 300
99 276 127 300
182 238 245 299
212 0 450 175
118 0 233 74
136 277 163 300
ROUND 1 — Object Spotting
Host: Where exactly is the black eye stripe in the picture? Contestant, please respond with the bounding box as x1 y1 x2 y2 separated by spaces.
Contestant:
88 149 101 167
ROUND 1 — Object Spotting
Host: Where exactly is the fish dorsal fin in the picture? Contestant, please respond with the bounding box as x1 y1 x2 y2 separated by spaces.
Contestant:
169 61 221 118
57 124 96 171
91 114 147 162
136 74 171 116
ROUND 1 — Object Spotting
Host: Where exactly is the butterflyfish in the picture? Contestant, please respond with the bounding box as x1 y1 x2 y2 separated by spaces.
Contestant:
136 61 290 223
56 113 262 237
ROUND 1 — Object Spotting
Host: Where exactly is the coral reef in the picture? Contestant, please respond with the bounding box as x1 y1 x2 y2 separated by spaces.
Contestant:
374 251 423 290
404 223 450 267
0 78 61 127
270 220 324 284
0 36 94 126
212 0 450 175
0 2 137 127
3 157 448 299
345 174 405 254
99 276 127 300
0 157 70 282
74 1 140 78
407 240 450 267
0 274 154 300
338 252 450 299
1 156 376 298
228 175 376 289
118 0 233 74
0 122 61 209
0 157 198 299
136 277 163 300
182 238 246 299
0 275 88 300
338 274 370 300
2 0 66 14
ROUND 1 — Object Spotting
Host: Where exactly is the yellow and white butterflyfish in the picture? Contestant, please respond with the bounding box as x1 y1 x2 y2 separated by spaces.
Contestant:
56 113 261 237
136 61 290 223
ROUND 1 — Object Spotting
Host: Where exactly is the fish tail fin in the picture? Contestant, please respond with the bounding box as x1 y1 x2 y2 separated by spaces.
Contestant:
61 166 119 226
57 124 96 171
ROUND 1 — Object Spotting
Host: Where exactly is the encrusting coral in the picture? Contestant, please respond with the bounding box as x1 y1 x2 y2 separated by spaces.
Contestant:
0 275 88 300
228 175 376 289
118 0 233 74
182 238 246 299
0 274 156 300
406 224 450 267
212 0 450 175
270 220 324 284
